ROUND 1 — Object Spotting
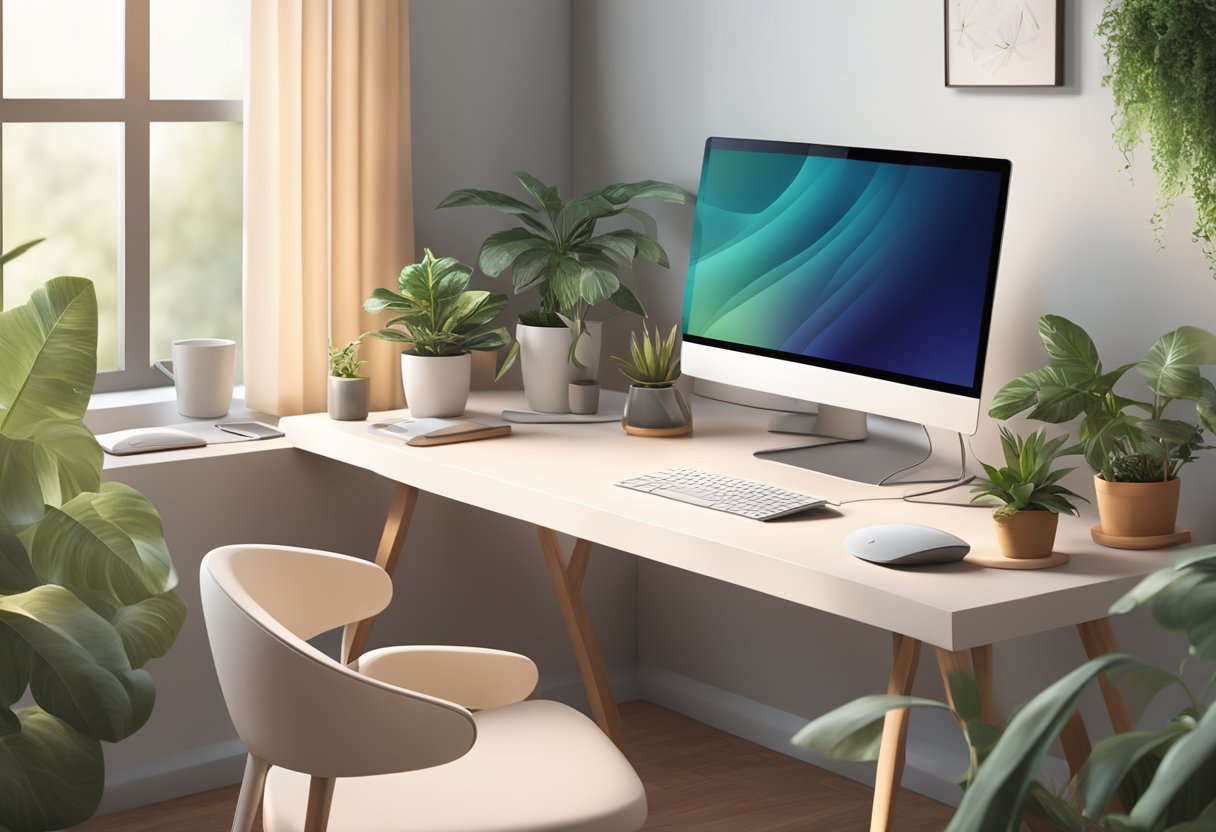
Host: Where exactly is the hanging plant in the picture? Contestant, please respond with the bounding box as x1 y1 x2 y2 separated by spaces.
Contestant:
1097 0 1216 273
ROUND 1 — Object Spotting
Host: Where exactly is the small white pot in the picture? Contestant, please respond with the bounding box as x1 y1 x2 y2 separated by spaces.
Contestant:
327 376 370 421
516 320 603 413
400 351 471 418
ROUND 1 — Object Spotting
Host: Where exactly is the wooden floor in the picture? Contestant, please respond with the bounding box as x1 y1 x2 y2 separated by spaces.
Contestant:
76 701 953 831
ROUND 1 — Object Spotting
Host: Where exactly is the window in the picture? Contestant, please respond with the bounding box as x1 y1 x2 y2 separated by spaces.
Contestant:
0 0 245 392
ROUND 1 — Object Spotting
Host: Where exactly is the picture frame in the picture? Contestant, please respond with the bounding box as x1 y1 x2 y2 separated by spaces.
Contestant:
945 0 1063 87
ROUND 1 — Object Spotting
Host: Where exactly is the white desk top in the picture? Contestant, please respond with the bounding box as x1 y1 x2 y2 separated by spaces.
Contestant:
280 392 1184 651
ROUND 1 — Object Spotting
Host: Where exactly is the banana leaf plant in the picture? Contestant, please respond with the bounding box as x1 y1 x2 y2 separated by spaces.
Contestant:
437 172 685 365
989 315 1216 482
0 245 185 832
793 546 1216 832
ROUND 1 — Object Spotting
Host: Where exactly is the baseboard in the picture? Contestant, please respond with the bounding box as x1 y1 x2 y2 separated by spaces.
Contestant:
94 663 641 818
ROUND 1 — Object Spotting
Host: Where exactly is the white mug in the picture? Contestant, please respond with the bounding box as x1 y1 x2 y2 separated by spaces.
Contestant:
154 338 236 418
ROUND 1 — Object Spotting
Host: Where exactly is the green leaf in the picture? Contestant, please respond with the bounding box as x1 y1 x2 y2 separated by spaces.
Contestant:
28 483 178 616
0 533 37 596
584 230 639 265
0 423 101 532
435 188 537 215
1136 326 1216 401
944 653 1150 832
492 340 519 382
989 365 1097 423
1078 724 1190 820
510 248 550 293
109 590 187 670
0 238 45 268
1126 705 1216 827
792 694 949 761
0 586 154 742
633 233 671 268
576 265 620 308
478 228 550 277
1038 314 1103 374
599 180 686 205
0 276 98 439
512 171 564 224
608 283 646 317
0 707 104 832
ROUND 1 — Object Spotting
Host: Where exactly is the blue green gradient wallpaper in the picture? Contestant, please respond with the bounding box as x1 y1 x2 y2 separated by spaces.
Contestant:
682 139 1009 395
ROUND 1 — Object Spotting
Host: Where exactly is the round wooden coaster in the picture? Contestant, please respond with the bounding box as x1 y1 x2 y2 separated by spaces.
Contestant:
1090 526 1191 550
966 551 1071 570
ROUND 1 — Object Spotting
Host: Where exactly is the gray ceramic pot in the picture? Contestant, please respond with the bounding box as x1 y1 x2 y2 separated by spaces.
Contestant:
622 385 692 436
328 376 370 421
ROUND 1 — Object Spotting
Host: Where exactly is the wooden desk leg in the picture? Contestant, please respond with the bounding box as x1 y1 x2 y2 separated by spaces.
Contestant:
970 644 994 723
870 633 922 832
935 647 975 719
535 526 625 751
1059 711 1093 778
341 483 419 665
1077 618 1134 734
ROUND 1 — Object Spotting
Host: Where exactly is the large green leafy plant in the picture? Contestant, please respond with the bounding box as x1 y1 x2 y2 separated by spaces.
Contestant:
794 546 1216 832
1097 0 1216 273
989 315 1216 482
0 251 185 831
437 171 685 362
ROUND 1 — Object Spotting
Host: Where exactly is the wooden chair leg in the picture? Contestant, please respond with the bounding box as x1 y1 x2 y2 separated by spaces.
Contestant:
342 483 419 664
231 754 269 832
870 632 922 832
535 526 625 751
303 776 335 832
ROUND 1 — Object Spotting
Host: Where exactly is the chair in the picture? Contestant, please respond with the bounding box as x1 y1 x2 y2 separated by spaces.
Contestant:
200 544 647 832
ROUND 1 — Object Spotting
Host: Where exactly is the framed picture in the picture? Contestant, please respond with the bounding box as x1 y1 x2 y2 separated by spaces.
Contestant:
945 0 1063 87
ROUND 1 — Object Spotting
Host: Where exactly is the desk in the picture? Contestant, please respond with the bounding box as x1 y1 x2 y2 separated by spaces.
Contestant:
281 391 1170 831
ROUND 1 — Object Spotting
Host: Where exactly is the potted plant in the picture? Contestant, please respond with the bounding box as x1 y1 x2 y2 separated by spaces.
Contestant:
364 248 514 418
793 545 1216 831
1097 1 1216 274
0 246 185 831
611 323 692 437
327 338 369 421
989 315 1216 547
438 171 686 413
971 427 1086 559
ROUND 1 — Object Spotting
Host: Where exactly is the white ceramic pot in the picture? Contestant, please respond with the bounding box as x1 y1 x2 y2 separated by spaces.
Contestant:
400 351 471 418
516 320 603 413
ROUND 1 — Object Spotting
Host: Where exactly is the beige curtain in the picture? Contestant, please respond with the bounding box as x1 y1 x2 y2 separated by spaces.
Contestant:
245 0 412 416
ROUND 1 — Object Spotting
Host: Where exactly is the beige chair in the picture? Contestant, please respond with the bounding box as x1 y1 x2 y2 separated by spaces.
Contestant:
200 544 647 832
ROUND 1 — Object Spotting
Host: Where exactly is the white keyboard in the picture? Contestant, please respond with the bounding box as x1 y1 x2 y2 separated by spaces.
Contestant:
615 466 827 521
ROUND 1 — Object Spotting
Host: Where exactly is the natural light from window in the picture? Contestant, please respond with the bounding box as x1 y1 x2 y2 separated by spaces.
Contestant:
0 0 245 385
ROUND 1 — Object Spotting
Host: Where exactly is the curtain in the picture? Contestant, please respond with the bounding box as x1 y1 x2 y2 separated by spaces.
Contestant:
245 0 412 416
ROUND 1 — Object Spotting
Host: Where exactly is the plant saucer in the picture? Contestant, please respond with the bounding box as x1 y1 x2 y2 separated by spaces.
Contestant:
967 551 1070 570
1090 526 1191 550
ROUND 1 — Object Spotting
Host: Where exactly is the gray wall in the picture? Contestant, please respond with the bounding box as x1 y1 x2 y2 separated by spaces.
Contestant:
572 0 1210 799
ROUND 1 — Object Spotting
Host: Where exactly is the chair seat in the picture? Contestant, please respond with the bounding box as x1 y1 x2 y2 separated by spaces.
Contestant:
262 700 647 832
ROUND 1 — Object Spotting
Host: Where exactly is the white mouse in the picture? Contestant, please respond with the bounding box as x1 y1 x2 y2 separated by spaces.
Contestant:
843 523 970 566
104 428 206 455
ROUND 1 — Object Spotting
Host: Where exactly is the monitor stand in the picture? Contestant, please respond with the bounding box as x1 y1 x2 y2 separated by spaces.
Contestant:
755 405 965 486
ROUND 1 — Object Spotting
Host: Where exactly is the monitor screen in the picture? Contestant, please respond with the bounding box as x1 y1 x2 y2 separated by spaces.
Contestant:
682 137 1010 398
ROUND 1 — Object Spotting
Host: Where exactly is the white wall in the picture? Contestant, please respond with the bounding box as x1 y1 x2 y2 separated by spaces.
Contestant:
572 0 1211 800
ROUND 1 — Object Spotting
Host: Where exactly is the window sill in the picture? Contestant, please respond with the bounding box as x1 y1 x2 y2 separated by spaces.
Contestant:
86 386 290 471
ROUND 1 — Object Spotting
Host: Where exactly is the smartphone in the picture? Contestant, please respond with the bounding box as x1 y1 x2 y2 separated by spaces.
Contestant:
215 421 285 440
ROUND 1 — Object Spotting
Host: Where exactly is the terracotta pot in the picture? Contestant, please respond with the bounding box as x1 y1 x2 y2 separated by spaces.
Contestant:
1093 476 1180 537
994 511 1059 559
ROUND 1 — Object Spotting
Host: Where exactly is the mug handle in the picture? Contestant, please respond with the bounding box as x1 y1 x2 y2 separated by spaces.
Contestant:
153 359 175 382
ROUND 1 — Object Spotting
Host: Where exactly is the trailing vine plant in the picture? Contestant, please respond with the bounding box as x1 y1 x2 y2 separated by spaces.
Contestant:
1097 0 1216 273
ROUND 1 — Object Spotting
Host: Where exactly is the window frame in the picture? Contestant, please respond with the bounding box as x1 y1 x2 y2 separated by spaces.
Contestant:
0 0 243 392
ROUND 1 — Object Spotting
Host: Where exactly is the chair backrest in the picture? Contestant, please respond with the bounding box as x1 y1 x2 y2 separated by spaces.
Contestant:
200 544 476 777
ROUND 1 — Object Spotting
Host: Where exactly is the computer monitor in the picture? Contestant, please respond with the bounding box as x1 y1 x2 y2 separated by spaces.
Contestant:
681 137 1011 484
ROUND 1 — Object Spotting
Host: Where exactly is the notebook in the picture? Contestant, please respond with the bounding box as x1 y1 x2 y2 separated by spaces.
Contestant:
368 417 511 446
